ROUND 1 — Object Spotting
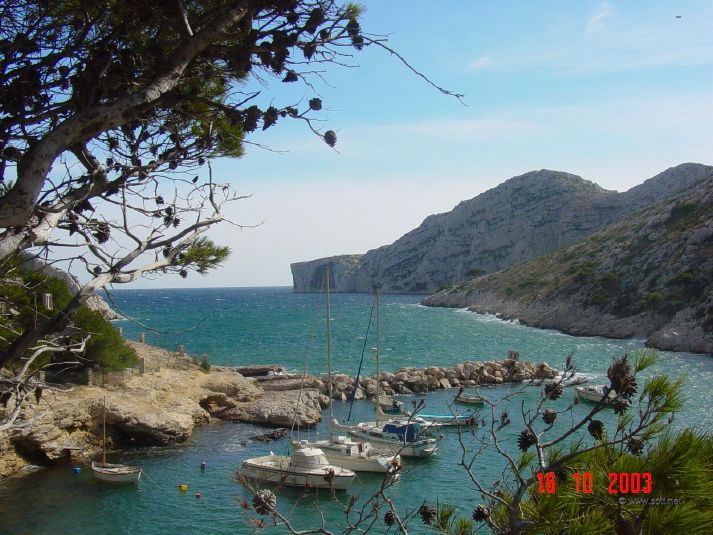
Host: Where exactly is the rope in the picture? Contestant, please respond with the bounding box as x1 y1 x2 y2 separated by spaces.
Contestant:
346 292 375 422
139 467 161 487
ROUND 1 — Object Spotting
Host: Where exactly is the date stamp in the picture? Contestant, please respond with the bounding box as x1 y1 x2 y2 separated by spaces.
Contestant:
536 471 653 495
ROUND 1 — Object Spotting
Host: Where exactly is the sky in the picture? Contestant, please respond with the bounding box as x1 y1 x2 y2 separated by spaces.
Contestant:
132 0 713 288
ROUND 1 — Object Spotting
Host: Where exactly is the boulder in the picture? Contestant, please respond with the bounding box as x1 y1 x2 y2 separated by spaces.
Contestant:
221 388 323 428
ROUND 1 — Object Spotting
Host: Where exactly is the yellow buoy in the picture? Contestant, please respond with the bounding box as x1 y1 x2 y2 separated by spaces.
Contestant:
179 484 188 492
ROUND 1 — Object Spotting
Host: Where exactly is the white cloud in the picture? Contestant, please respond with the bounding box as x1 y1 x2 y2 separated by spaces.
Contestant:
466 56 491 72
586 2 612 34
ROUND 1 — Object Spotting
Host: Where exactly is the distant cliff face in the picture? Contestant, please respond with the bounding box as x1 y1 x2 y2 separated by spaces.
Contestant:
291 163 713 293
422 177 713 354
291 255 363 292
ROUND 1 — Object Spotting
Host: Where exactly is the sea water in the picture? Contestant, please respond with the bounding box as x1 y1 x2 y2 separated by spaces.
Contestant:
1 287 711 534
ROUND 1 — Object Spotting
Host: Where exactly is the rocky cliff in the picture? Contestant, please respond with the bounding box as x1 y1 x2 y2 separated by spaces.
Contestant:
422 178 713 354
292 163 713 294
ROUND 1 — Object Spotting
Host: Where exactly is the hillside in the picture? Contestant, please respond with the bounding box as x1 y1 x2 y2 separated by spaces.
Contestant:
422 179 713 354
291 163 713 293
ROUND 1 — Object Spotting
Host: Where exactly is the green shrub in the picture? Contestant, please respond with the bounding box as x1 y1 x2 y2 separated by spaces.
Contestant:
71 306 138 370
1 258 136 371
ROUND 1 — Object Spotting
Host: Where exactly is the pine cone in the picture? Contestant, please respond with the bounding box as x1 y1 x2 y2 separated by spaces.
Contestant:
607 354 638 399
612 397 630 415
587 419 604 440
626 437 644 456
324 130 337 147
252 490 276 515
323 467 335 483
472 504 490 522
384 510 395 527
419 504 437 525
544 381 564 400
517 429 537 451
542 409 558 425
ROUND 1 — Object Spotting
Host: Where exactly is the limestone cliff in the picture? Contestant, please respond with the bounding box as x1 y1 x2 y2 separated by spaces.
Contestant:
291 254 363 292
292 163 713 294
422 177 713 354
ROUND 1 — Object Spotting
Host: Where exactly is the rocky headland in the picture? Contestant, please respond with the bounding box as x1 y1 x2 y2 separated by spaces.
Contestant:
291 163 713 294
423 178 713 354
0 342 557 480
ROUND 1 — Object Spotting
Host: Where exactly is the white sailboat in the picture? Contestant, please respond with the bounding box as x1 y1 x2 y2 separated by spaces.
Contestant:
92 397 141 484
291 270 399 473
334 285 438 458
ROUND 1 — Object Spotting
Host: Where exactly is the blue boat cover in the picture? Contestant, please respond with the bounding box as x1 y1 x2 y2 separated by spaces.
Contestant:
382 423 418 442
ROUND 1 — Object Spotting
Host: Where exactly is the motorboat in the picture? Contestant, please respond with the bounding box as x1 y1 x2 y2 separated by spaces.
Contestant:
574 385 616 404
411 411 478 427
291 435 398 473
455 392 485 405
238 448 355 490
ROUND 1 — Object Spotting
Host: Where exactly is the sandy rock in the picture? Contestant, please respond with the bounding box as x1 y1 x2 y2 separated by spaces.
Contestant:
222 388 323 428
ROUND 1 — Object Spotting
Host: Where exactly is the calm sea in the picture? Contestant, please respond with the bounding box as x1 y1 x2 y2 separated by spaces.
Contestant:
1 287 711 534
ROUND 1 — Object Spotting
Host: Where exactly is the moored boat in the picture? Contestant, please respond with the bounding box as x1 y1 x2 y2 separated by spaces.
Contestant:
574 385 616 404
291 435 398 473
333 417 438 458
92 397 141 484
91 462 142 484
413 412 478 427
455 392 485 405
238 448 356 490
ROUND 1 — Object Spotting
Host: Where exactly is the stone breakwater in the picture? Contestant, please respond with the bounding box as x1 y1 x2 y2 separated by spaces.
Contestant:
279 356 558 401
0 341 556 480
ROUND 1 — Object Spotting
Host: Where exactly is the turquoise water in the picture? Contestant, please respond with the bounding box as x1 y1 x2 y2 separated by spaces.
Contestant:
1 287 711 534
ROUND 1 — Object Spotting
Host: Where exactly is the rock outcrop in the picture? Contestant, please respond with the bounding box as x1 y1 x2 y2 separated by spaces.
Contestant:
292 163 713 294
291 255 364 293
423 178 713 354
0 344 302 479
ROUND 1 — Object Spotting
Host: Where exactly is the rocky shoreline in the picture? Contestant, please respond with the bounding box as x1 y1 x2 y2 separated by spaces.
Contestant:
0 342 557 480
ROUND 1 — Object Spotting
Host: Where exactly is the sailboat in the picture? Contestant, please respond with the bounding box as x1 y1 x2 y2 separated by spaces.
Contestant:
91 397 142 484
291 270 399 473
332 285 439 458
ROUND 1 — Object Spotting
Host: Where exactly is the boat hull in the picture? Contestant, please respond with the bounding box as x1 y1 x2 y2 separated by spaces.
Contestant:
418 413 477 427
292 439 396 473
91 462 142 484
239 455 355 490
455 395 484 405
332 420 438 458
574 386 616 404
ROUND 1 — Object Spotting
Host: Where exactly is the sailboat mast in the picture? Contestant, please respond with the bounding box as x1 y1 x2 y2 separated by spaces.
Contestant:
375 284 380 425
326 269 333 434
102 396 107 464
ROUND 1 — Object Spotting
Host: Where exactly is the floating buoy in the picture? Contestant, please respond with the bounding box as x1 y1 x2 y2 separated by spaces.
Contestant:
195 492 201 499
179 483 188 492
72 467 81 475
200 462 206 471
